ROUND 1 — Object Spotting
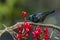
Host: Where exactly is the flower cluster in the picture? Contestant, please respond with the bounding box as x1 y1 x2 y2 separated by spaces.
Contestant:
32 26 49 40
15 11 49 40
16 21 32 40
32 26 42 38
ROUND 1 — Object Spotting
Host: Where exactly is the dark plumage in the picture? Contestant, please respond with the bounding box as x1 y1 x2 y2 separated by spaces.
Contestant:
28 10 55 23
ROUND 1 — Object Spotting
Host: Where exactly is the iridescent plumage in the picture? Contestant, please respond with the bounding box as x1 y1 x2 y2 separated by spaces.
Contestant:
28 10 55 23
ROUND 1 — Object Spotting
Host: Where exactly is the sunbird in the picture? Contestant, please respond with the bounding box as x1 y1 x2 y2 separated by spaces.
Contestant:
28 10 55 23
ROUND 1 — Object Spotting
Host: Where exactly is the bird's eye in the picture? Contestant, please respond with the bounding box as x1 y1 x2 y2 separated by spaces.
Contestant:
0 0 6 4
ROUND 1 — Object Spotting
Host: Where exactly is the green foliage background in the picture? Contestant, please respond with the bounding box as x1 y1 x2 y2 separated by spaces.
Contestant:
0 0 34 30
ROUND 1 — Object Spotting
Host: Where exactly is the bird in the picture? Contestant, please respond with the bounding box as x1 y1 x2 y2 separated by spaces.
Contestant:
27 10 55 23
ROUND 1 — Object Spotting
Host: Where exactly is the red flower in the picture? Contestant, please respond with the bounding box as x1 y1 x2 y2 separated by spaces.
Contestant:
23 21 28 28
23 21 32 29
26 23 32 30
17 25 22 33
32 30 39 38
32 31 37 38
44 27 48 34
35 26 42 34
16 34 19 40
22 11 26 17
44 34 49 40
16 33 22 40
25 28 29 33
29 25 32 30
19 34 22 39
35 30 39 35
32 26 42 39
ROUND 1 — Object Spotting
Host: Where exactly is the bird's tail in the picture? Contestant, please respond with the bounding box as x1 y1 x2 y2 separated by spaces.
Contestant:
40 10 55 22
42 10 55 17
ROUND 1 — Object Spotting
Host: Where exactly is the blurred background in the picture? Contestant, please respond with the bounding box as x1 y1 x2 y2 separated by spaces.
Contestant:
0 0 60 30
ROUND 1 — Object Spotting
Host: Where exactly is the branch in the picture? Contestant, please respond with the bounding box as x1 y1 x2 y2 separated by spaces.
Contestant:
0 22 60 37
